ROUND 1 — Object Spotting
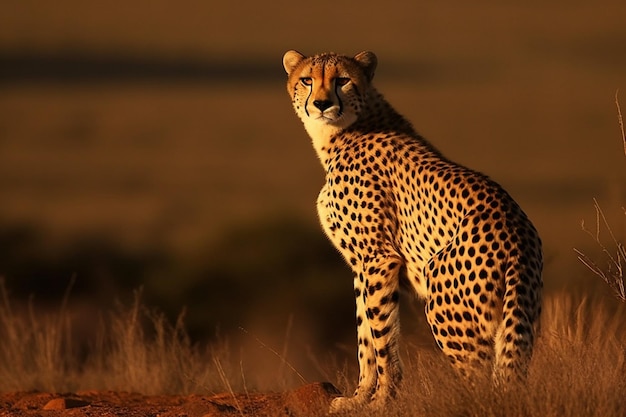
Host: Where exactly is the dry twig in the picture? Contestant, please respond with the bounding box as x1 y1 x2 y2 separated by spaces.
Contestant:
575 199 626 301
616 90 625 156
574 92 626 302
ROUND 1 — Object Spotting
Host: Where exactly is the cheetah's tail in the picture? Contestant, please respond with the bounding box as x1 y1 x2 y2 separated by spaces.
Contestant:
492 262 541 385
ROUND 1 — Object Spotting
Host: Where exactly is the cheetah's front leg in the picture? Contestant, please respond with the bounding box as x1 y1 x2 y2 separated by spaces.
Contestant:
330 272 377 413
330 258 403 413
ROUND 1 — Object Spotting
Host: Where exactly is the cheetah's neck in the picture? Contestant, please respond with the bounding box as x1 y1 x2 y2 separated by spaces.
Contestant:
355 90 416 135
303 120 345 163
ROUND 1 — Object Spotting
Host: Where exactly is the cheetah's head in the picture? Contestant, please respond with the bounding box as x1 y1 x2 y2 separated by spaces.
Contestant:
283 50 377 150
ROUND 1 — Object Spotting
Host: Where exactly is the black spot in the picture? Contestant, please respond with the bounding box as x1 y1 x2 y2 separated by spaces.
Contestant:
368 281 383 295
446 341 462 351
512 308 525 318
477 338 491 346
373 326 391 338
455 260 463 271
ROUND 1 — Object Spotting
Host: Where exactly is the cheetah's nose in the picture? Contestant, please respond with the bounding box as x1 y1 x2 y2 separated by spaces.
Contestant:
313 100 333 111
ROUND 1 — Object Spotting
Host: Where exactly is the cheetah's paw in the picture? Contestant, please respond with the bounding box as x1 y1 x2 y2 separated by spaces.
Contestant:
328 395 368 414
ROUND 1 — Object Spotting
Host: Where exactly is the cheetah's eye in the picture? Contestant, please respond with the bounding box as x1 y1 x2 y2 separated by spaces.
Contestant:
335 77 350 86
300 77 312 86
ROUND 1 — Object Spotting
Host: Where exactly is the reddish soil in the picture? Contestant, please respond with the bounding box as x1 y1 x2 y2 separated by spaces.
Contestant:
0 382 341 417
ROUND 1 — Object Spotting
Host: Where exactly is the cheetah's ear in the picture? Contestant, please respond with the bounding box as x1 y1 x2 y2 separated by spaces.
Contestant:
354 51 377 82
283 50 305 75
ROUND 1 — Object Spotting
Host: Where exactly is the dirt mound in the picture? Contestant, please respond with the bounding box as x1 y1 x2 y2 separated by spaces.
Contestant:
0 382 341 417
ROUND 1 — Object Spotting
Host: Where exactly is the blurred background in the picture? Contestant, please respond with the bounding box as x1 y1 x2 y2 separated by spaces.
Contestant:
1 0 625 384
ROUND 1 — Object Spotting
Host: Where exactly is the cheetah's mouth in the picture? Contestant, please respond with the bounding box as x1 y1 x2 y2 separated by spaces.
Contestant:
314 110 343 124
317 114 335 122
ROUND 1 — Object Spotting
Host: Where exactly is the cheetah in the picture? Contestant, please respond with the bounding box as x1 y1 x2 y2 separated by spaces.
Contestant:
282 50 542 412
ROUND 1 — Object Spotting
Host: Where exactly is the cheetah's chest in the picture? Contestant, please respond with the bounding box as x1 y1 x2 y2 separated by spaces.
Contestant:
316 182 344 251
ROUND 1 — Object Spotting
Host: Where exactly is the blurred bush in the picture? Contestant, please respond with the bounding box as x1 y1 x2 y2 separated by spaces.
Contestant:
0 215 352 343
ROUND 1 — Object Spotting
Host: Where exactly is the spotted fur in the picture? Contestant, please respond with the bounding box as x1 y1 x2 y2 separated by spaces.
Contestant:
282 50 543 412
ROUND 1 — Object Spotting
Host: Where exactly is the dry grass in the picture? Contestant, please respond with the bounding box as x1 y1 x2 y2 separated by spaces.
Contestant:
0 281 217 394
1 281 626 416
0 278 77 392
